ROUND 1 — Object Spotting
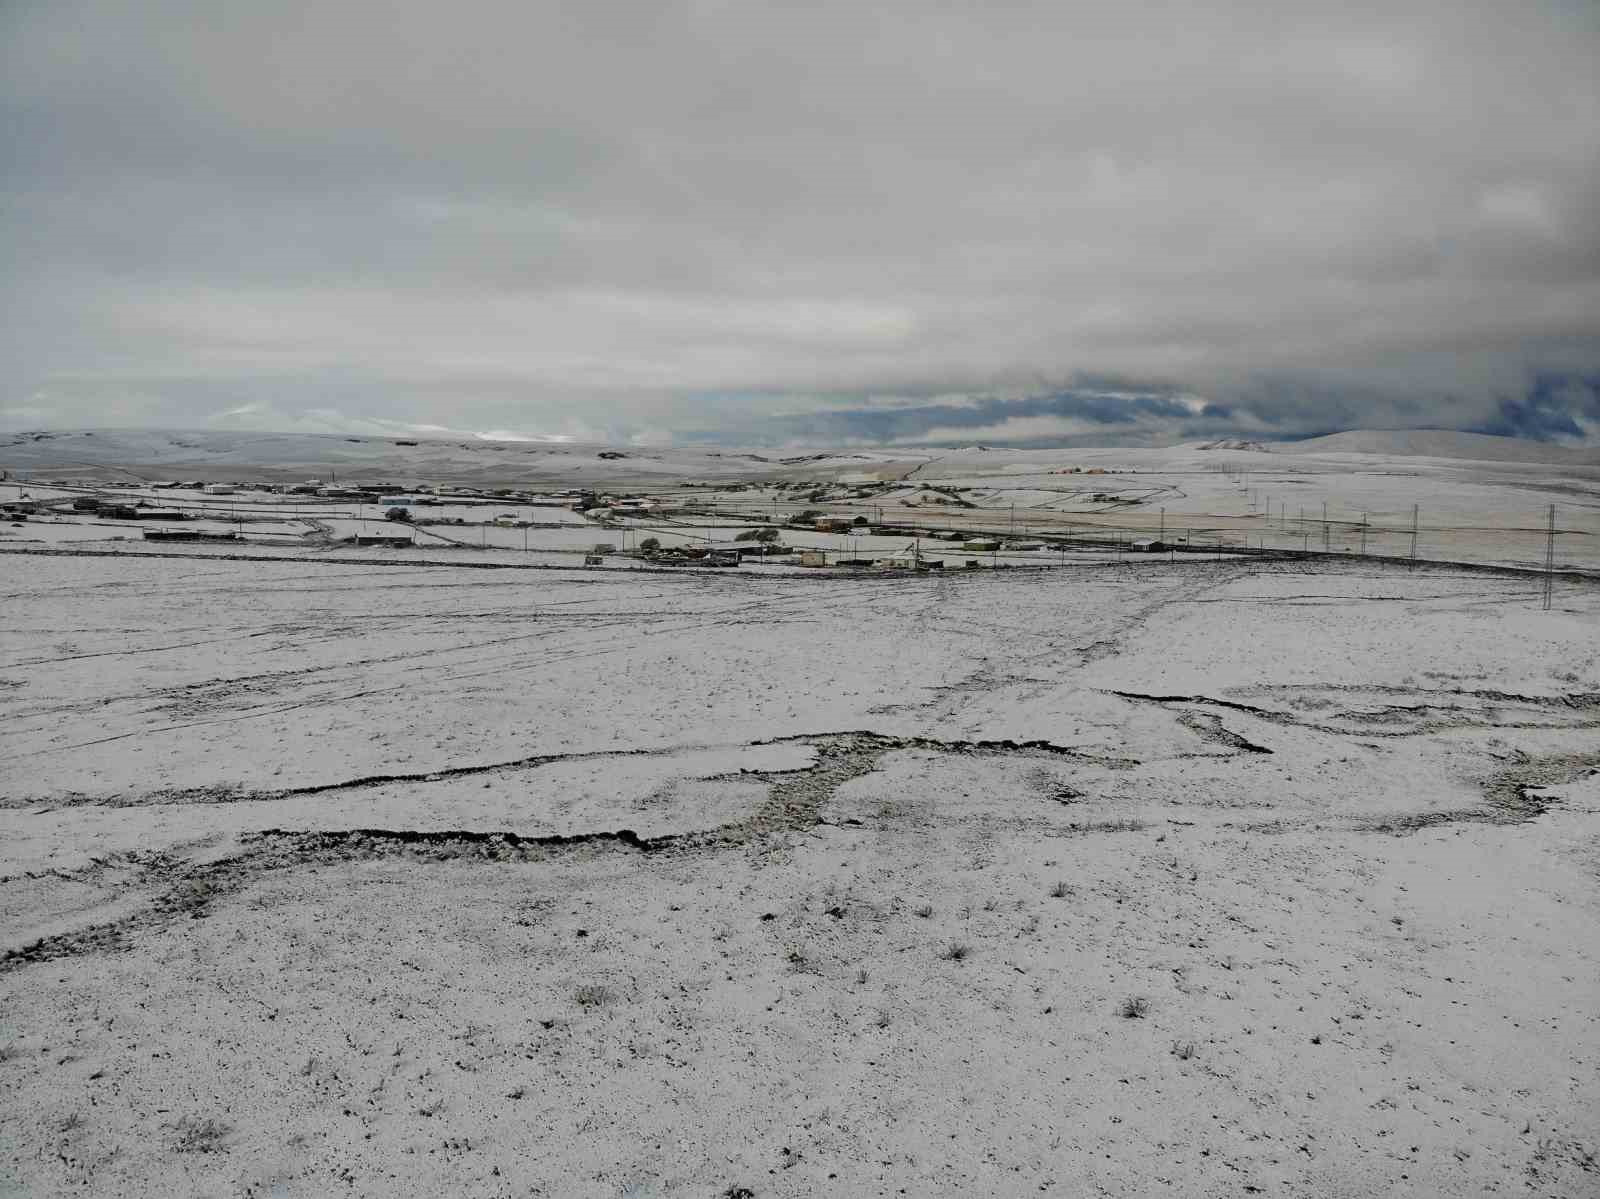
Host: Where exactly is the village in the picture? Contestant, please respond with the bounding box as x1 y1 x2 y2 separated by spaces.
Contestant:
3 433 1594 580
0 475 1180 570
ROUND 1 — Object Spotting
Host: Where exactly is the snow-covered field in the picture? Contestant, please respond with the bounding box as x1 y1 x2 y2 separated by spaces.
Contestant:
1 433 1599 1195
2 535 1598 1197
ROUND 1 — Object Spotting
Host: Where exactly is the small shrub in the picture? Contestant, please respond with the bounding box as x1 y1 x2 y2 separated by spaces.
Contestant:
913 903 934 919
941 942 973 963
574 983 614 1008
1118 996 1150 1019
854 967 869 985
1049 881 1071 898
170 1115 231 1154
1171 1040 1196 1060
638 537 660 552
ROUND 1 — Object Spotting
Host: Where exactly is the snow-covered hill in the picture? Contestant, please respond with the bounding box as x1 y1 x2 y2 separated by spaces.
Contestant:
0 428 931 486
1276 429 1600 465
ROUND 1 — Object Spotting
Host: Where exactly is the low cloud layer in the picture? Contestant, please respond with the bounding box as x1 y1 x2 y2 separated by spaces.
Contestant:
3 1 1598 444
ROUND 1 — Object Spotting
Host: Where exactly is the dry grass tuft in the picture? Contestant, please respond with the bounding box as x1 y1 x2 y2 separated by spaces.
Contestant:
573 983 615 1008
170 1115 231 1154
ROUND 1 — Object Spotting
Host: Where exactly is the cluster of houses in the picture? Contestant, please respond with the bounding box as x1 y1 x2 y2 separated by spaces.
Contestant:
70 496 190 521
19 475 1186 566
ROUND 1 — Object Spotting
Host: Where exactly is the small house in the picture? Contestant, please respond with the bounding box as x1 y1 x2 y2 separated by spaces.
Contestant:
798 550 828 567
1130 538 1165 552
964 539 1000 552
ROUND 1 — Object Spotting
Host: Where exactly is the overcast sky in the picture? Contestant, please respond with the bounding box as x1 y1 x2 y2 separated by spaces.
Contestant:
3 0 1598 446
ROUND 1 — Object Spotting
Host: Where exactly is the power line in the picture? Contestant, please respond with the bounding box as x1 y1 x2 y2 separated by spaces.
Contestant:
1543 504 1556 611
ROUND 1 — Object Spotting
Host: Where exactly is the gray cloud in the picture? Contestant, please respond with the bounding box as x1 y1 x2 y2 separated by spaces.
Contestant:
3 1 1598 443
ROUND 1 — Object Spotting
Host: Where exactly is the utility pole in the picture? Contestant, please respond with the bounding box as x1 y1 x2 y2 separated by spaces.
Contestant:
1360 513 1368 557
1159 507 1166 542
1543 504 1556 611
1322 501 1328 552
1409 504 1419 569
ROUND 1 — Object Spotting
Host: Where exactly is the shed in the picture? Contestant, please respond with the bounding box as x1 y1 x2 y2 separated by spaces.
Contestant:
798 550 828 567
964 539 1001 552
1130 538 1165 552
142 529 237 542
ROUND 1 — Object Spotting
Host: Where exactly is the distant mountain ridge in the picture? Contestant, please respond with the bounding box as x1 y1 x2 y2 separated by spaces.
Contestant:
1277 429 1600 465
0 428 923 486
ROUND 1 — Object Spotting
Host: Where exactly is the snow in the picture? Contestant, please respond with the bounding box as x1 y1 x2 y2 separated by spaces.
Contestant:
1 444 1598 1196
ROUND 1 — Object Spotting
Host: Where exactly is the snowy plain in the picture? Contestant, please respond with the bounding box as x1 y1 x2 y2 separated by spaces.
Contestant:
1 434 1598 1196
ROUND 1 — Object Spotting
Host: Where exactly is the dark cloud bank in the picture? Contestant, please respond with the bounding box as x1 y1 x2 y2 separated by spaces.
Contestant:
2 1 1597 447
